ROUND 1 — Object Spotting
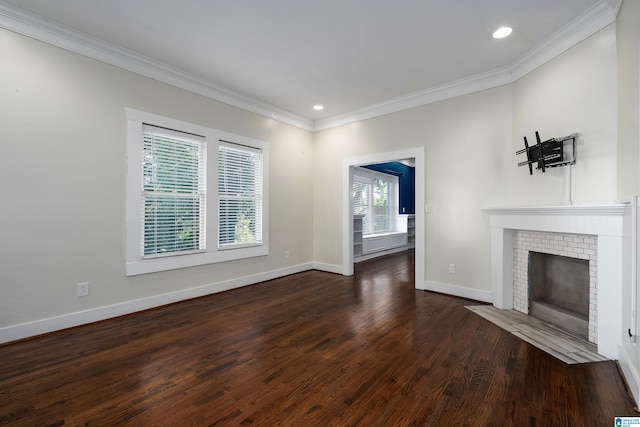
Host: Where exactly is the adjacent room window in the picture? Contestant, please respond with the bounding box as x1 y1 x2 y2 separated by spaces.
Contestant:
126 108 269 276
352 180 370 233
353 168 397 235
372 177 391 233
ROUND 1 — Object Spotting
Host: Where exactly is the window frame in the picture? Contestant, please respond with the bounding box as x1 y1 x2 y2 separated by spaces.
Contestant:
126 108 269 276
217 141 264 250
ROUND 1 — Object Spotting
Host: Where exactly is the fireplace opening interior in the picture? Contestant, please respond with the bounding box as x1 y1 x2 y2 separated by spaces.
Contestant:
528 251 589 339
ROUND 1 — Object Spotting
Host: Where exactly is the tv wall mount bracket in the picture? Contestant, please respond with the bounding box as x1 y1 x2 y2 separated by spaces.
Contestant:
517 131 577 175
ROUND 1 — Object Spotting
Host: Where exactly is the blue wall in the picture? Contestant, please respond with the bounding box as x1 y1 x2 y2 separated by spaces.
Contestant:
362 162 415 214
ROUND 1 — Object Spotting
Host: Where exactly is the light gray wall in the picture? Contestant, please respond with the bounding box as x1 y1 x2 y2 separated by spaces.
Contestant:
617 0 640 201
0 28 314 331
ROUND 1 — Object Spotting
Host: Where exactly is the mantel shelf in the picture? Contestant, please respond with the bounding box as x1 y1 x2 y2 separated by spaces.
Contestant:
483 203 627 217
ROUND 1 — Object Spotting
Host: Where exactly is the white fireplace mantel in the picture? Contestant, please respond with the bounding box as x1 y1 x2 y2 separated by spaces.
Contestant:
484 204 627 359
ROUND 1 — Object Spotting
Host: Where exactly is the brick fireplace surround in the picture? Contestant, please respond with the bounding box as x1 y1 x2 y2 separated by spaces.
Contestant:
485 204 626 359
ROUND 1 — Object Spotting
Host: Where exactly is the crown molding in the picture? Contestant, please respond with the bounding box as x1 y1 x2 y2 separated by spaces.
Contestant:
510 0 621 81
313 67 513 132
0 2 314 131
0 0 620 133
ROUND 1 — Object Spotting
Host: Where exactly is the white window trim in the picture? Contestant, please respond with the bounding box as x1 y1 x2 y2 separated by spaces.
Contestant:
126 108 269 276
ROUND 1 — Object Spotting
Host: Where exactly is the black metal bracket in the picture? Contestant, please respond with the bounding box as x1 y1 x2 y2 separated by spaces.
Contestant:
516 132 577 175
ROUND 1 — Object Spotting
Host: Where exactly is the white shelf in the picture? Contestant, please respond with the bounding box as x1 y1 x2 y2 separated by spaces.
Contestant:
353 214 365 257
407 215 415 246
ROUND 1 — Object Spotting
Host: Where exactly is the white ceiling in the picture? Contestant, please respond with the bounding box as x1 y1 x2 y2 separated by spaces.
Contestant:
0 0 619 130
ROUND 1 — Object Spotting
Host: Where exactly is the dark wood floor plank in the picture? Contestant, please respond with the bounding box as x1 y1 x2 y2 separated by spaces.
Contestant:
0 250 637 426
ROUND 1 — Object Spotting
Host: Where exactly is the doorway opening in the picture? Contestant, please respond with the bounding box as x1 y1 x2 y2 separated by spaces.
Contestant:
352 160 415 263
342 148 425 290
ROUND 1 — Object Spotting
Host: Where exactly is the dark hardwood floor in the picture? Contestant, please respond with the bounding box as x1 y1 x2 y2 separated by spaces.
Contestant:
0 250 636 426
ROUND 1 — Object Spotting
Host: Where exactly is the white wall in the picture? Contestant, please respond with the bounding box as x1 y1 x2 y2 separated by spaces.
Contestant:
0 29 314 340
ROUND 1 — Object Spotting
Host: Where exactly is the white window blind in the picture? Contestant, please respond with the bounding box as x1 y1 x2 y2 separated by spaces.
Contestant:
142 124 206 257
353 179 370 234
218 142 263 249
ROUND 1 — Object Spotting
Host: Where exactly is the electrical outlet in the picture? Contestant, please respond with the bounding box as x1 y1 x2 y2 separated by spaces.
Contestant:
448 264 456 274
425 204 431 213
285 250 290 259
77 282 90 297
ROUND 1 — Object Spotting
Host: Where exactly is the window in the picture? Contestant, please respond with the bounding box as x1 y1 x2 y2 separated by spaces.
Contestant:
353 180 370 233
372 177 391 233
142 125 206 257
126 109 269 276
218 142 263 249
353 168 398 235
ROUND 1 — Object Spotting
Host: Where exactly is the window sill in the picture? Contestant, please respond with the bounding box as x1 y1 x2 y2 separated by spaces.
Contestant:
363 231 405 239
126 245 269 276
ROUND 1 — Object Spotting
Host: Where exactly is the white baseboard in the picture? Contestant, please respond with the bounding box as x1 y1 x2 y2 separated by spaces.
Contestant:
312 262 344 275
618 344 640 406
0 262 314 345
422 280 493 303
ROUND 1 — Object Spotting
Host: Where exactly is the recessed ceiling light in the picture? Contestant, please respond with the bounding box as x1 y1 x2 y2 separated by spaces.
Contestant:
313 105 324 111
492 26 512 39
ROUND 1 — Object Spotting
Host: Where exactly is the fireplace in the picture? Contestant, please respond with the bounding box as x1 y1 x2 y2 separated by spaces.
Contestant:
513 230 597 342
485 204 626 359
528 251 589 338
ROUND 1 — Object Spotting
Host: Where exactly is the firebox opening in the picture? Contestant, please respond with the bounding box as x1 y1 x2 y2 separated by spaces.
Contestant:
528 251 589 339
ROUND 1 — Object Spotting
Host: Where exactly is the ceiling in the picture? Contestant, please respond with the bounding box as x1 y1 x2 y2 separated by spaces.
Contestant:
0 0 619 130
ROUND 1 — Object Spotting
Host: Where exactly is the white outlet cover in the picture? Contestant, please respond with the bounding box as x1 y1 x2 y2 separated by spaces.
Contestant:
77 282 90 297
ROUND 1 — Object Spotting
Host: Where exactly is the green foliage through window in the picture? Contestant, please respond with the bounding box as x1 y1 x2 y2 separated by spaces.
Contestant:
373 178 390 232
